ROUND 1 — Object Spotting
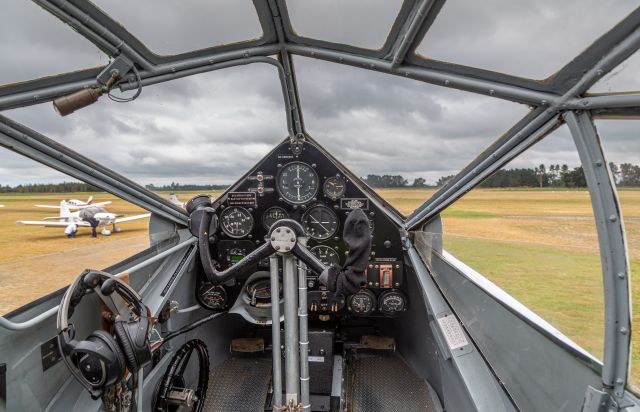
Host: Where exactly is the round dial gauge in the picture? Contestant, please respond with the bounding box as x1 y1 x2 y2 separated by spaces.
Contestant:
323 176 346 200
302 206 339 240
262 206 289 230
276 162 319 204
220 207 253 238
348 289 377 316
311 245 341 267
198 283 227 310
379 290 407 316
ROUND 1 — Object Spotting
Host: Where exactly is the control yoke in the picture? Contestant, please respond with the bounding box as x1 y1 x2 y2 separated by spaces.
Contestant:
186 195 326 285
186 195 371 411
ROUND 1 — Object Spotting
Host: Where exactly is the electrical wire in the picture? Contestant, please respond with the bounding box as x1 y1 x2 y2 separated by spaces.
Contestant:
153 311 226 351
107 66 142 103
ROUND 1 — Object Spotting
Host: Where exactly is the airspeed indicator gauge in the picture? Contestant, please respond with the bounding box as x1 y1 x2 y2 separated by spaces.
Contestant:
220 207 253 238
323 176 346 200
276 162 319 204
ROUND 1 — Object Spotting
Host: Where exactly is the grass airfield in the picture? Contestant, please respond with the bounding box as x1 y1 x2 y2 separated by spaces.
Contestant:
1 188 640 383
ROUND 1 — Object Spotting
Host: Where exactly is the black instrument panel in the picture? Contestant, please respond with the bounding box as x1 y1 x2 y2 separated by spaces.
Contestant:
197 139 408 318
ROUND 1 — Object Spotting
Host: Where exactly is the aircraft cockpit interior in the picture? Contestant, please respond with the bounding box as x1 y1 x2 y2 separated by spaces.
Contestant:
1 1 639 412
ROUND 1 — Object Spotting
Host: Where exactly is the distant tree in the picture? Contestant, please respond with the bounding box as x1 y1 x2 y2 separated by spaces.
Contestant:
412 177 426 187
436 175 456 187
620 163 640 186
609 162 620 183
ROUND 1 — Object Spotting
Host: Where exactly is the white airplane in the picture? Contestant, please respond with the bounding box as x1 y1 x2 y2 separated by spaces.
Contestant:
16 200 150 236
33 195 111 210
169 193 184 208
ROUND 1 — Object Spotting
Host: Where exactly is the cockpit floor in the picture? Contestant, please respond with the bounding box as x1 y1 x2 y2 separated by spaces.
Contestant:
348 353 435 412
203 357 272 412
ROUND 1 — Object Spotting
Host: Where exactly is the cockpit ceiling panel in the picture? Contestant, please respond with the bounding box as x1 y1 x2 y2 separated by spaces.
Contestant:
286 0 404 50
294 56 530 191
416 0 639 80
591 50 640 94
0 0 107 85
89 0 263 56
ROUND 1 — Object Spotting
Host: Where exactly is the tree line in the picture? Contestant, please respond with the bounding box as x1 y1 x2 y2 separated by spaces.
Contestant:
145 182 228 191
0 182 101 193
363 162 640 188
2 163 639 192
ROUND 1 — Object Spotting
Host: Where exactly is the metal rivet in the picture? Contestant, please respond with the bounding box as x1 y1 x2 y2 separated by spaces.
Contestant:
618 272 625 279
609 214 617 222
595 160 603 167
290 238 295 242
275 246 281 251
271 237 276 241
620 328 628 335
616 378 624 384
444 79 450 86
489 89 495 96
596 69 604 76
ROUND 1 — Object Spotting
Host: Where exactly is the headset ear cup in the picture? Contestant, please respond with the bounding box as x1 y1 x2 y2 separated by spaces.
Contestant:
87 330 127 387
114 321 139 373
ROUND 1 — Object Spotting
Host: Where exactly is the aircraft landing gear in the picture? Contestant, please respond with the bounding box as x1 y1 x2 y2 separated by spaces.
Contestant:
101 228 112 236
112 224 121 233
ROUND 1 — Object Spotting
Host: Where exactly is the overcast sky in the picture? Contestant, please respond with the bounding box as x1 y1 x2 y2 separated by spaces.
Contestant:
1 0 639 186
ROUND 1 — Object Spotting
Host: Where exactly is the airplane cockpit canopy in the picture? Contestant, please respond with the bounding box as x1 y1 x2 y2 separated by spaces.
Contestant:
1 1 640 412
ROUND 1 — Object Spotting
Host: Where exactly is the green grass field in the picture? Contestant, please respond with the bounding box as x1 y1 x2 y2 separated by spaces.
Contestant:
1 188 640 384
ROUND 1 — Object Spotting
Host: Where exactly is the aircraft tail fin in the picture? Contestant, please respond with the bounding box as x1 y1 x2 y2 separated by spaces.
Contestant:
59 201 72 218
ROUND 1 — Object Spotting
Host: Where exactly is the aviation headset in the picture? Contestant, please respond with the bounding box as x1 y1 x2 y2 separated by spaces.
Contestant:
57 269 152 398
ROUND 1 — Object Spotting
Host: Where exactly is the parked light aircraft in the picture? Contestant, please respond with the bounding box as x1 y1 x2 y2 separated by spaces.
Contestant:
0 2 638 412
15 200 150 236
33 195 111 210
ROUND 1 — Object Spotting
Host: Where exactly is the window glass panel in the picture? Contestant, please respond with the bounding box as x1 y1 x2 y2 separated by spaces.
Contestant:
286 0 404 49
7 64 287 189
440 126 605 359
417 0 637 79
0 150 151 315
591 49 640 93
595 119 640 389
90 0 262 56
294 56 530 210
0 0 107 85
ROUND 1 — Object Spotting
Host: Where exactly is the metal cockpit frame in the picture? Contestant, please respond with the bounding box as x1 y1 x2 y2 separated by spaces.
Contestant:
0 0 637 407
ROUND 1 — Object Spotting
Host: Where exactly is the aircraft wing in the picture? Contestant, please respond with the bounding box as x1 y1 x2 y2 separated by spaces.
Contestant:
16 220 91 227
114 213 151 224
33 201 112 210
33 204 64 209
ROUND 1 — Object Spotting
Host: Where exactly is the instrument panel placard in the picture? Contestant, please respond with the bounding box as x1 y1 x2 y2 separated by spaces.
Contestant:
227 192 257 207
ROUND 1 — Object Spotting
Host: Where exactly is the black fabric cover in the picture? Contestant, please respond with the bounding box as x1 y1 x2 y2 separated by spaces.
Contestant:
319 209 371 295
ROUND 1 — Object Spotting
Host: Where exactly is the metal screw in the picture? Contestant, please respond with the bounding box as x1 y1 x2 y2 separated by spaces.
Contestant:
275 246 281 251
609 214 617 222
620 327 628 335
618 272 626 279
